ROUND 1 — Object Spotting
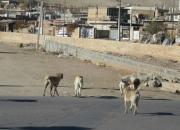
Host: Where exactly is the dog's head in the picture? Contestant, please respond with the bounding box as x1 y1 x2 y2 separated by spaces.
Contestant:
56 73 63 79
79 76 83 80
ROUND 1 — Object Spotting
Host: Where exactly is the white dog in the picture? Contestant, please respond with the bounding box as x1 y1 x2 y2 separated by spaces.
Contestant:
122 84 140 115
119 78 141 115
74 76 83 97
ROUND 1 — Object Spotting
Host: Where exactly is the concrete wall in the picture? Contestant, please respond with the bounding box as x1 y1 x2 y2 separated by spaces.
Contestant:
0 32 180 78
0 32 39 45
88 7 108 21
0 32 179 62
44 40 180 78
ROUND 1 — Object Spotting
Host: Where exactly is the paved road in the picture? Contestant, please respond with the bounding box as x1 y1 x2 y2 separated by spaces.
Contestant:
0 96 180 130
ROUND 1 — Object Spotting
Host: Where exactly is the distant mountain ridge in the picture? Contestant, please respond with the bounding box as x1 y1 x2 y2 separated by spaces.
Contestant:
44 0 179 8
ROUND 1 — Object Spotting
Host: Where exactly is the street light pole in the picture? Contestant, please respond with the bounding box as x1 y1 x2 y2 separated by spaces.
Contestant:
37 0 43 51
130 7 132 40
117 0 121 41
63 0 66 37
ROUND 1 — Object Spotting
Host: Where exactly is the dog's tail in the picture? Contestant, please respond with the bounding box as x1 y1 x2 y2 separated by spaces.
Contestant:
44 75 50 86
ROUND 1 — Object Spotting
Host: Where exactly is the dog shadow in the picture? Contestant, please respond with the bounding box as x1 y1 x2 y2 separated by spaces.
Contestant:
0 51 17 54
82 87 119 91
80 96 118 99
0 99 38 103
142 97 172 101
140 112 178 116
0 85 24 87
0 126 92 130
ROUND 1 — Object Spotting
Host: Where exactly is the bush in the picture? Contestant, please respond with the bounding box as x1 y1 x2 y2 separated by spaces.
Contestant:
144 21 166 35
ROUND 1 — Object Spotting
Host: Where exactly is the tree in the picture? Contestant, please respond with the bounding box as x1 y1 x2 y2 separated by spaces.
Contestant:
144 21 166 35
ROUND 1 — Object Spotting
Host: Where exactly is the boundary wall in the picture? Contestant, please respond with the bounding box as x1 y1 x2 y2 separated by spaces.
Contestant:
44 40 180 78
0 32 180 78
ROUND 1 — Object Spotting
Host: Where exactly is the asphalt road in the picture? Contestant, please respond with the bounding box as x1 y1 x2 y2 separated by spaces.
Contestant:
0 96 180 130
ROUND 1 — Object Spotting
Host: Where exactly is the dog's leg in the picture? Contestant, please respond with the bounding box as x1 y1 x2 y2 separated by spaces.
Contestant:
133 95 140 115
77 87 79 97
129 103 133 111
78 87 81 97
124 101 128 114
74 85 77 97
133 103 137 115
54 87 59 96
75 90 77 97
43 80 49 96
50 85 54 97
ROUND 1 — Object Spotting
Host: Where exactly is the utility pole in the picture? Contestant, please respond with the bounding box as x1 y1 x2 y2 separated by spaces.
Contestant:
63 0 66 37
130 7 132 41
179 0 180 24
37 0 43 51
117 0 121 41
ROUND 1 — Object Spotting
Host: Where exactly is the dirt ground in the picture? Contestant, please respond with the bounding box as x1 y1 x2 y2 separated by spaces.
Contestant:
0 43 180 100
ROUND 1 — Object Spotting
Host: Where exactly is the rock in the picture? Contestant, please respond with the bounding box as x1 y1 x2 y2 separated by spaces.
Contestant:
96 62 106 67
171 77 180 83
148 79 162 88
161 82 180 94
18 43 24 48
162 38 174 46
82 59 91 63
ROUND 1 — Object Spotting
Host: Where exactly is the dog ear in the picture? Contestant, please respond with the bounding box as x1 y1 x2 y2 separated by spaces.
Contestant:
134 78 141 89
61 73 63 78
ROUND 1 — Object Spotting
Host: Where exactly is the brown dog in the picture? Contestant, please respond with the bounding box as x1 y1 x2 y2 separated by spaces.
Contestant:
43 73 63 97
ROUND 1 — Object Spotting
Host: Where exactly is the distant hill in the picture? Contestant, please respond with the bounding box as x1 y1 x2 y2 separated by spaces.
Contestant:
44 0 179 8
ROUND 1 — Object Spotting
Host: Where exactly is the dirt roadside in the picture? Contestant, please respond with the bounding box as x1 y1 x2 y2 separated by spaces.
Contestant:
0 42 179 100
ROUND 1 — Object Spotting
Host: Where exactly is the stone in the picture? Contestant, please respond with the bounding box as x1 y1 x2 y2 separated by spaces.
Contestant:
148 79 162 88
161 82 180 94
96 62 106 67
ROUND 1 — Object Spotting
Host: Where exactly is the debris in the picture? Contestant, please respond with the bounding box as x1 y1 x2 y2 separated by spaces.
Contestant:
148 79 162 88
18 43 24 48
96 62 106 67
82 59 91 63
161 82 180 94
162 38 172 46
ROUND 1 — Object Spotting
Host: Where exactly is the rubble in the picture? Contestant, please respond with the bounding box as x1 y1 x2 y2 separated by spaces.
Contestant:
161 82 180 94
139 33 176 45
95 61 106 67
123 73 180 94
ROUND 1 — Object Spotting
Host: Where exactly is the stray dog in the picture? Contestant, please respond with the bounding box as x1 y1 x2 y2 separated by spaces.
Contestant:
119 76 141 91
119 79 141 115
74 76 83 97
122 84 140 115
43 73 63 97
